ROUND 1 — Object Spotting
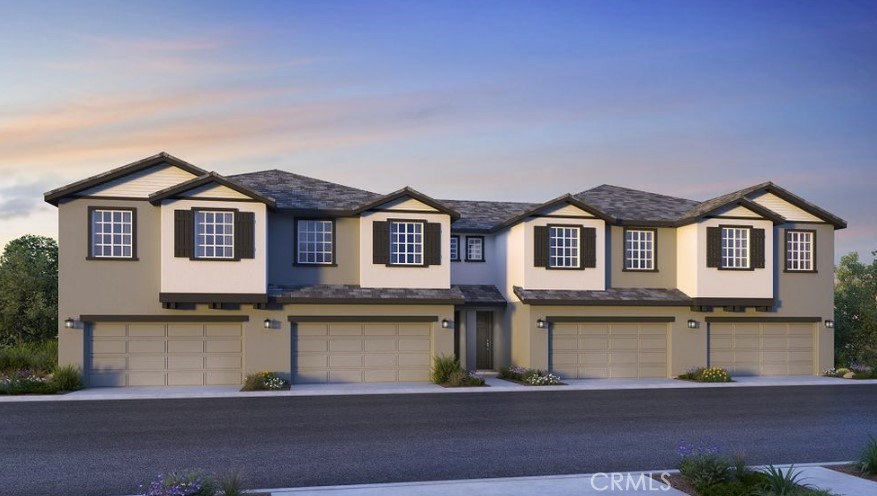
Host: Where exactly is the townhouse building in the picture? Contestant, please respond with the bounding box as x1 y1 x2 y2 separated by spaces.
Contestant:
45 153 845 386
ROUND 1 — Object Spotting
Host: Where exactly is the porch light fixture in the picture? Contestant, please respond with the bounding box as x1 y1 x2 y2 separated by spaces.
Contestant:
441 319 453 329
824 320 834 329
64 318 75 329
263 318 272 329
536 319 548 329
687 319 699 329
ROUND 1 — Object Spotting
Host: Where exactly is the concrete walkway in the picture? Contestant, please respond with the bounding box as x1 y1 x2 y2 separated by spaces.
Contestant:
3 375 875 403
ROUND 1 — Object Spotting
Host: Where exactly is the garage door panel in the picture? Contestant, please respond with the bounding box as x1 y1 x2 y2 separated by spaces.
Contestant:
639 365 667 377
89 322 243 387
552 364 579 377
611 366 638 378
551 352 578 365
295 321 433 383
579 337 609 350
298 324 328 336
553 336 578 349
128 340 165 354
710 323 814 376
638 351 667 364
550 322 669 379
611 338 638 351
611 351 638 364
578 366 610 378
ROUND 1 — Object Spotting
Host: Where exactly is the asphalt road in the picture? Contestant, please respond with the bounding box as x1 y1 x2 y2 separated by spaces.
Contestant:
2 385 876 496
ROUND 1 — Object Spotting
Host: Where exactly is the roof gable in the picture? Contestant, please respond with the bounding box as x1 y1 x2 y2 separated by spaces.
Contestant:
491 194 611 232
148 172 276 207
44 152 206 205
352 187 460 219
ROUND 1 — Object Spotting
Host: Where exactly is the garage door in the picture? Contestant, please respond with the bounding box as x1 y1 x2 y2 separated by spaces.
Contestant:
550 322 668 379
88 322 243 387
295 321 432 383
710 322 814 376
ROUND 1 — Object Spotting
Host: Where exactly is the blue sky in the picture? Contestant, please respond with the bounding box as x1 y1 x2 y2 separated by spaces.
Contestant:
0 1 874 261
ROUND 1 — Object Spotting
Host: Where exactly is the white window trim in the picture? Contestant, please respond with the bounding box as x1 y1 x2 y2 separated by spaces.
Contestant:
721 226 750 269
624 228 655 271
91 208 134 259
195 210 235 260
390 221 424 266
786 230 815 272
549 225 581 269
297 219 334 265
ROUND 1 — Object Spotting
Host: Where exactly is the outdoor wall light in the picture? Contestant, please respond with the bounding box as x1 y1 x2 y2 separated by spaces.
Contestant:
536 319 548 329
687 319 699 329
263 318 273 329
824 320 834 329
64 318 75 329
441 319 453 329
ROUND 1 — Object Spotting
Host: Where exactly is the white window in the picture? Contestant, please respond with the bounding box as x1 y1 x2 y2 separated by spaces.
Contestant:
450 236 460 261
297 220 333 264
721 227 749 269
786 230 814 271
91 209 133 258
549 226 580 268
195 211 234 259
625 229 655 270
466 236 484 262
390 221 423 265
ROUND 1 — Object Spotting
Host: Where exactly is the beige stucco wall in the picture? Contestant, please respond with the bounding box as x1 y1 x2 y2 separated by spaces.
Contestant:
268 214 360 286
159 199 267 295
610 226 677 289
522 217 606 291
359 210 451 289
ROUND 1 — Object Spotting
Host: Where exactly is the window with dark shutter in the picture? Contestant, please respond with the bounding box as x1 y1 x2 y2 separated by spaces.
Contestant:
174 209 194 258
582 227 597 268
373 221 389 264
751 228 765 269
534 226 548 267
425 222 441 266
235 212 255 259
706 227 721 268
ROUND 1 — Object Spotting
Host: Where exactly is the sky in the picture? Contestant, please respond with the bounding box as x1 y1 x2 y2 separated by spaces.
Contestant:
0 0 875 262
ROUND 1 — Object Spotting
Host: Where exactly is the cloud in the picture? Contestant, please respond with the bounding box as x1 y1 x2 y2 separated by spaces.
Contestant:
0 181 53 220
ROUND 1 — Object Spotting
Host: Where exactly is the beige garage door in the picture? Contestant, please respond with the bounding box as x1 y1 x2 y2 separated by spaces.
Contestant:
295 321 432 383
551 322 669 379
88 322 243 387
710 322 814 376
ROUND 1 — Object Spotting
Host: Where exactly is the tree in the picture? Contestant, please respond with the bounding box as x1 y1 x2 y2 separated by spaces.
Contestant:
0 235 58 346
834 250 877 366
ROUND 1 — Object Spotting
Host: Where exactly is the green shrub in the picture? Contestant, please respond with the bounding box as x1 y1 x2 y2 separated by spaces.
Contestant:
677 366 732 383
0 340 57 373
51 364 83 391
0 372 57 395
431 355 461 384
677 442 732 488
217 470 244 496
700 480 755 496
241 371 288 391
756 465 811 495
856 434 877 476
445 369 485 387
498 366 527 381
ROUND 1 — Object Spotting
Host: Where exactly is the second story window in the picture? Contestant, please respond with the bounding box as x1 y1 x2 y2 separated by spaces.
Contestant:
549 226 581 269
89 208 136 259
786 230 815 272
466 236 484 262
624 228 656 271
390 221 424 265
450 235 460 262
297 219 334 265
721 227 749 269
195 211 235 259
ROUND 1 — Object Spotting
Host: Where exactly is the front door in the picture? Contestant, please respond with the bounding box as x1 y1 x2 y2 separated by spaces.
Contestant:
475 311 493 370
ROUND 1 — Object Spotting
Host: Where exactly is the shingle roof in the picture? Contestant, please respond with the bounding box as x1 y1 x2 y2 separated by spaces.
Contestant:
575 184 699 223
438 199 537 231
453 285 507 306
513 286 692 306
268 284 465 304
229 170 381 211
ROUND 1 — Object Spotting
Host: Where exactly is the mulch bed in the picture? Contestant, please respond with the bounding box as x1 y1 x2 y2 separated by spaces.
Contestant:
654 473 699 496
827 464 877 482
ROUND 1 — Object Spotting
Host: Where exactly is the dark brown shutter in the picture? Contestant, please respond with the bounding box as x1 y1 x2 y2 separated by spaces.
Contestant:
706 227 721 268
373 221 389 264
235 211 255 259
582 227 597 268
174 209 194 258
425 222 441 266
751 228 765 269
534 226 549 267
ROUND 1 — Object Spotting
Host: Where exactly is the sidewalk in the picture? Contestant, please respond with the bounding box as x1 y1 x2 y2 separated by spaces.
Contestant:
3 375 875 403
254 464 877 496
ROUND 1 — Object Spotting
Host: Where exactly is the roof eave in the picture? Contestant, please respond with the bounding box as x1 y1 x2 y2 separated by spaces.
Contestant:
352 187 461 220
148 173 277 208
490 194 613 233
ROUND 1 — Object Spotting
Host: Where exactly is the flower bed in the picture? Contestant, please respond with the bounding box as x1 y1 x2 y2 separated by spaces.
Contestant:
823 364 877 379
498 366 564 386
676 367 732 383
241 371 290 391
431 355 487 387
